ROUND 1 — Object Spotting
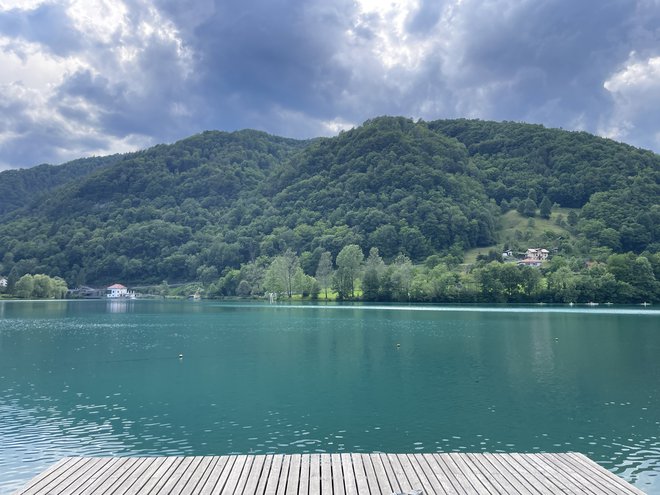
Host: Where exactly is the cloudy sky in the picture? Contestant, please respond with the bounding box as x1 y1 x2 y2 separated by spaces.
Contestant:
0 0 659 169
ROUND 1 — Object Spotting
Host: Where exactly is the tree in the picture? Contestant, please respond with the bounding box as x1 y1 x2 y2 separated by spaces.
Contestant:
518 198 537 217
264 250 300 297
567 210 578 226
539 196 552 219
315 251 334 299
362 247 384 301
334 244 364 299
546 266 578 302
197 265 219 285
236 280 252 297
15 274 34 298
51 277 68 298
390 254 414 301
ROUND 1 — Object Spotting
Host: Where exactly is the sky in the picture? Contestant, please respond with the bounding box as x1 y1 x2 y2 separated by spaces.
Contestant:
0 0 659 169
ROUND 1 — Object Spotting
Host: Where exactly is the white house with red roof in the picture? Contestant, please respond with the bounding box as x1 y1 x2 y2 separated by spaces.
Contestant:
106 284 135 299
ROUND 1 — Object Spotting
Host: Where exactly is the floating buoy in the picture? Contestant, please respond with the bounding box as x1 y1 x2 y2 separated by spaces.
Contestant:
178 353 184 359
396 343 401 348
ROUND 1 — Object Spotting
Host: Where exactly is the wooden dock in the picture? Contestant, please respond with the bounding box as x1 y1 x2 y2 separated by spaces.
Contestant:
13 453 644 494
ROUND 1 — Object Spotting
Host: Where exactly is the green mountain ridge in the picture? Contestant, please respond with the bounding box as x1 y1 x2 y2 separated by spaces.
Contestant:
0 117 658 288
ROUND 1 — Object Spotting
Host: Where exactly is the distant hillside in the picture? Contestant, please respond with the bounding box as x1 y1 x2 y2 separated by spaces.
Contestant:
0 155 122 216
0 117 657 286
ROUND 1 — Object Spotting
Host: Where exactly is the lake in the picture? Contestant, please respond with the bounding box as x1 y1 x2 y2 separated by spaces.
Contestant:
0 300 658 493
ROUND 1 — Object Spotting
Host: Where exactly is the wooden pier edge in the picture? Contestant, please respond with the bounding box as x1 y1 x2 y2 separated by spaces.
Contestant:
13 452 645 494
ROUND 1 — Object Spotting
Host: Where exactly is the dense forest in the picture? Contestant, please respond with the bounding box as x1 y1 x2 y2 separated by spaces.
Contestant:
0 117 658 302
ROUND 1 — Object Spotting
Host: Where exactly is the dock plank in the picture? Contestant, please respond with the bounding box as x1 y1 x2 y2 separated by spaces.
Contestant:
519 453 581 494
222 455 249 494
433 454 480 495
483 453 542 495
51 458 121 495
233 455 257 495
350 454 370 495
198 456 232 495
396 454 426 493
298 453 311 495
123 456 182 495
96 457 148 495
388 453 414 492
242 454 266 495
320 454 332 495
407 454 448 495
447 453 495 494
551 452 634 495
178 457 216 495
59 458 118 495
20 457 88 495
277 454 292 495
265 454 284 495
505 453 556 495
367 453 394 494
339 454 356 495
420 454 459 495
152 456 197 495
13 452 644 495
464 452 512 494
17 457 74 494
358 454 379 494
379 453 400 494
308 453 321 495
568 452 645 495
285 454 302 495
331 454 345 495
540 453 607 495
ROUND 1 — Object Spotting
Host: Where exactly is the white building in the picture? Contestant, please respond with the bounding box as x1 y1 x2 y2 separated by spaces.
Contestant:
525 248 549 261
106 283 134 298
0 277 7 288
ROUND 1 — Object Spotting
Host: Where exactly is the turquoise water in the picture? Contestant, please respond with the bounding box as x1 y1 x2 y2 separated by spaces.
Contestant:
0 300 659 493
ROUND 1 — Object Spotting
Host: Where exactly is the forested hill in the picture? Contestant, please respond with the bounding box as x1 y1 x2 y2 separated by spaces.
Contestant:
0 117 657 287
0 154 122 216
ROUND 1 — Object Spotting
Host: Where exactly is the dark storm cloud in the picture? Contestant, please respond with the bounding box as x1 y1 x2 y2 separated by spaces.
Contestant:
0 0 658 168
165 0 357 131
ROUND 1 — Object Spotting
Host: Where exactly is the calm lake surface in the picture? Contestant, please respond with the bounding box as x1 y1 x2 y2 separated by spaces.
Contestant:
0 300 659 493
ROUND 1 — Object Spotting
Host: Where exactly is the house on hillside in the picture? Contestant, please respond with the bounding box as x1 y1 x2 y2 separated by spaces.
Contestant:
0 277 7 288
106 284 135 299
525 248 549 261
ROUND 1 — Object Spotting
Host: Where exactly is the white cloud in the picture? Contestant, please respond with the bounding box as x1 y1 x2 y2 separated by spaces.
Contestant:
0 0 46 10
320 117 355 135
604 55 660 95
601 55 660 143
0 36 84 87
351 0 431 70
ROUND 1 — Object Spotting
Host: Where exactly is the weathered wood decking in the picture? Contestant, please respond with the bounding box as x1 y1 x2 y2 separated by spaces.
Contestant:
13 453 644 495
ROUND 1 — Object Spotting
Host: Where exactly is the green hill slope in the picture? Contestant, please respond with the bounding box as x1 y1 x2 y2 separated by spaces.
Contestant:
0 155 122 216
0 117 657 286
